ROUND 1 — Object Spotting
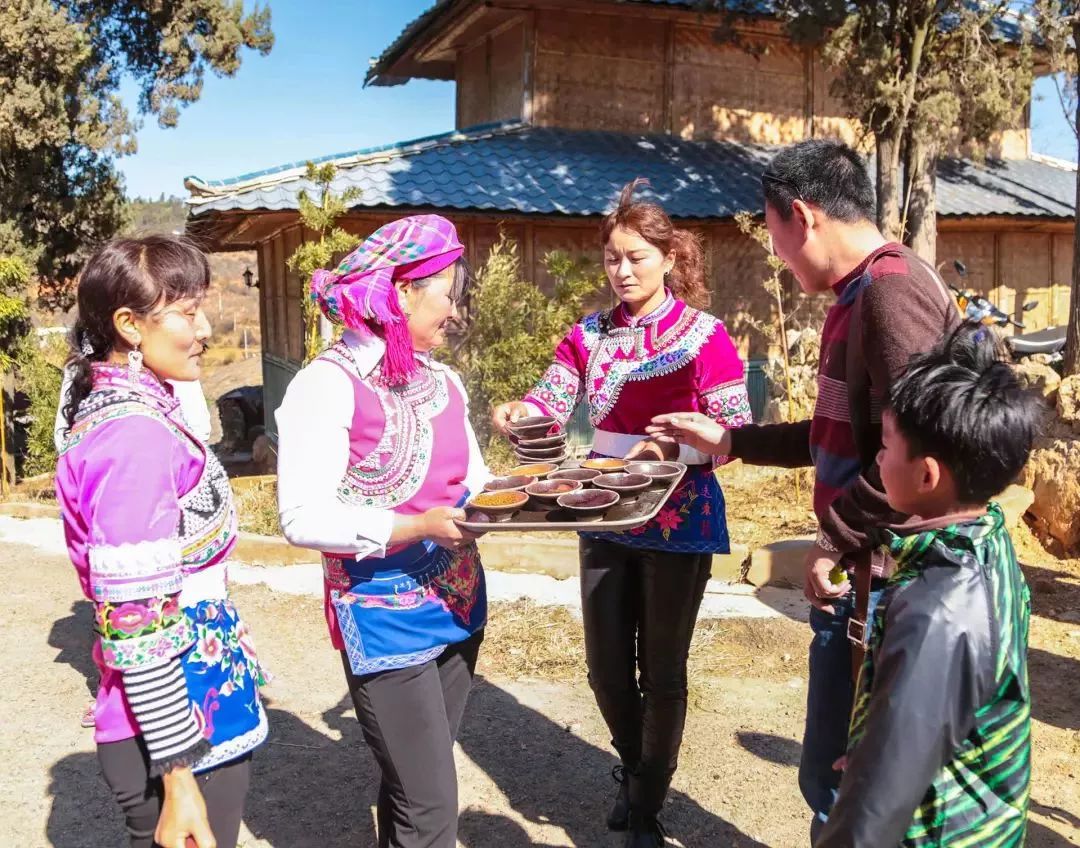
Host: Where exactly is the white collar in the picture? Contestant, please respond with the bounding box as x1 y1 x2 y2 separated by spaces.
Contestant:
342 328 447 379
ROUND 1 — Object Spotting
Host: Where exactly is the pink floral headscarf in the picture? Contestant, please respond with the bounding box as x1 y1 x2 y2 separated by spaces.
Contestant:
312 214 464 385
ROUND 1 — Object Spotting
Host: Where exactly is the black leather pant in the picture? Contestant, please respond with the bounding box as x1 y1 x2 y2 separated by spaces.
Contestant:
579 537 712 815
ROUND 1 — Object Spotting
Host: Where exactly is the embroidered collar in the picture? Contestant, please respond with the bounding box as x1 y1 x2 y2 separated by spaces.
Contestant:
343 328 449 379
613 289 677 329
90 362 177 412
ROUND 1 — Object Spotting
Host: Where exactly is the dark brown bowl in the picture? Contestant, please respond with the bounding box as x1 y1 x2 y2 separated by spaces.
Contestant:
556 489 619 522
483 475 537 493
624 462 684 487
514 444 567 461
548 468 601 486
525 478 583 508
516 433 567 450
466 490 529 522
593 472 653 500
581 458 628 472
508 462 559 480
508 415 558 440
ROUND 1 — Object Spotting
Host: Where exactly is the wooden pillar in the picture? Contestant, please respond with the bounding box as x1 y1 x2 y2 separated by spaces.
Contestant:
522 11 536 124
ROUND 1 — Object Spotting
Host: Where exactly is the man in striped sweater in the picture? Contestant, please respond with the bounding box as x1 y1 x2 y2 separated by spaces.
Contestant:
818 325 1035 847
647 139 959 841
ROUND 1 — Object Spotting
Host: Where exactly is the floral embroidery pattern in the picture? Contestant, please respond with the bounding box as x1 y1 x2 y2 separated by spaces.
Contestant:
702 381 753 428
426 544 481 626
527 361 582 426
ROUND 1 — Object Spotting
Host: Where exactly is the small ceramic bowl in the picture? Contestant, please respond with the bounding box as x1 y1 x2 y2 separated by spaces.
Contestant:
581 458 628 473
593 472 653 501
514 444 567 461
548 468 601 486
556 489 619 522
508 415 558 440
516 433 567 450
525 478 583 509
483 475 537 493
466 490 529 522
509 462 559 480
624 461 684 488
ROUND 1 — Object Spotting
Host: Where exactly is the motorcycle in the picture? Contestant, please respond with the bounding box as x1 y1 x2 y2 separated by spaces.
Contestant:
950 260 1066 364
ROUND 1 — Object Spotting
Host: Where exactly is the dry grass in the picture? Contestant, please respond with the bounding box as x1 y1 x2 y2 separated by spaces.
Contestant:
231 476 280 536
478 598 811 712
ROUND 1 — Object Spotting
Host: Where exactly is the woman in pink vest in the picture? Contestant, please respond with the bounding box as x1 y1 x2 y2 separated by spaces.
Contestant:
55 236 267 848
275 215 489 848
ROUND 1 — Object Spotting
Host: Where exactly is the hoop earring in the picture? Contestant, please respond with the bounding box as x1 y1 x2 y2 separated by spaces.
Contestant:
127 342 143 381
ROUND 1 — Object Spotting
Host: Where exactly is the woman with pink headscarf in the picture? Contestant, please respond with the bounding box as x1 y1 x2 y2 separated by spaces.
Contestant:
275 215 489 848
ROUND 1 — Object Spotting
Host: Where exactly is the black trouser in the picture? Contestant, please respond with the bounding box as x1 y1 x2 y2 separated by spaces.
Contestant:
580 538 712 816
340 630 483 848
97 736 251 848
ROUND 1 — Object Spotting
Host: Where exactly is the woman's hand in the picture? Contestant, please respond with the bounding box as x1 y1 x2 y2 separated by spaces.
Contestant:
492 401 532 436
421 506 479 549
646 412 732 457
157 768 215 848
624 438 678 462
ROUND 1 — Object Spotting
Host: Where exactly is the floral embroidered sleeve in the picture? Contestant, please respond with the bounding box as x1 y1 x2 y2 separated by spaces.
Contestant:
696 323 753 466
80 416 208 772
522 325 586 430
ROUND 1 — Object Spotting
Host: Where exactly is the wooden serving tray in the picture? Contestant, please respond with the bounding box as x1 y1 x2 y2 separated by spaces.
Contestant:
456 462 687 533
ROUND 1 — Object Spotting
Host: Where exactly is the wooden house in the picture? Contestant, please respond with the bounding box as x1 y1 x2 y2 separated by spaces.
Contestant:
185 0 1076 439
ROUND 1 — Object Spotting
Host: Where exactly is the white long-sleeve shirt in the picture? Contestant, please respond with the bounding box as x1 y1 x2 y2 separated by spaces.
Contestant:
55 365 212 451
275 329 490 560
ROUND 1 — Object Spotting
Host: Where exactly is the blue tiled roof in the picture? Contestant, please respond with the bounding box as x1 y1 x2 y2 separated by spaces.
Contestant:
186 122 1076 221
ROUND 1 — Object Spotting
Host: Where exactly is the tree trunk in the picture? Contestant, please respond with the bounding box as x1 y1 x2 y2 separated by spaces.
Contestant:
876 130 903 240
904 138 938 264
1065 24 1080 377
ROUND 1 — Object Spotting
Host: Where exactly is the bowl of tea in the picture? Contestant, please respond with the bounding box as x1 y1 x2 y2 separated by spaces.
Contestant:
466 490 529 521
623 461 684 487
548 468 601 486
581 458 628 472
509 462 560 479
525 478 583 508
593 472 652 501
555 489 619 522
483 475 537 493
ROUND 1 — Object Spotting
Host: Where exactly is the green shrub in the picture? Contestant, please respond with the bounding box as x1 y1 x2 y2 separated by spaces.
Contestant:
442 235 602 455
17 336 64 478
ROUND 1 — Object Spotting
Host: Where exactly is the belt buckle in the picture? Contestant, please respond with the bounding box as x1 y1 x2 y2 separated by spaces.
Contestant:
847 617 869 648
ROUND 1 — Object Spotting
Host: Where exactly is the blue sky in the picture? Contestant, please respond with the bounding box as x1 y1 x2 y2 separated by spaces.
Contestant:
117 0 1077 199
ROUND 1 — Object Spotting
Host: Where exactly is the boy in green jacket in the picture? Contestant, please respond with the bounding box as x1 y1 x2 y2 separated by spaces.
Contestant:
818 324 1039 847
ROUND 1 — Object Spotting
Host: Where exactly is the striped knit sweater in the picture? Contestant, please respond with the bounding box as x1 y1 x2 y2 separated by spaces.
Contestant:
729 243 959 577
818 504 1031 847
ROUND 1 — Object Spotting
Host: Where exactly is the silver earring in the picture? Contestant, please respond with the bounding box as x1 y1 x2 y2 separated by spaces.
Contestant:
80 335 94 356
127 344 143 380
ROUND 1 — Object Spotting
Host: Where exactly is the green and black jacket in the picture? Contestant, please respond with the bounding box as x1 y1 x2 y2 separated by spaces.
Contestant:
818 503 1031 848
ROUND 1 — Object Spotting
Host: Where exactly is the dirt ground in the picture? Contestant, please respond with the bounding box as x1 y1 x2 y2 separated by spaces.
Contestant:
5 464 1080 847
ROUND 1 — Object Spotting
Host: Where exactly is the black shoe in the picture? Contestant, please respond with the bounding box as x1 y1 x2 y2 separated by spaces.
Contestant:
623 811 667 847
607 765 631 831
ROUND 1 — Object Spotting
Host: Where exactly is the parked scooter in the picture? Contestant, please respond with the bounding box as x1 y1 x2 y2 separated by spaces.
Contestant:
950 260 1066 365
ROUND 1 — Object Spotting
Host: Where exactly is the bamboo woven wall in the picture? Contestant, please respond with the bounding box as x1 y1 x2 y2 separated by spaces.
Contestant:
256 216 1073 366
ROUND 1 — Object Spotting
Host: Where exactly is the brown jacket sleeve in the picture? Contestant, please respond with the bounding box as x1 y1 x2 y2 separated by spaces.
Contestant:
818 265 959 554
727 419 814 468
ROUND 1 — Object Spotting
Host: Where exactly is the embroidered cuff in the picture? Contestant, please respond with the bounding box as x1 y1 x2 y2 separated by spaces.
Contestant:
89 539 183 602
524 361 582 428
